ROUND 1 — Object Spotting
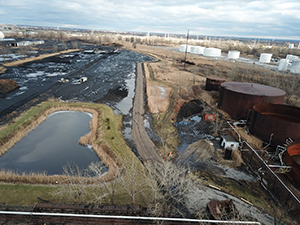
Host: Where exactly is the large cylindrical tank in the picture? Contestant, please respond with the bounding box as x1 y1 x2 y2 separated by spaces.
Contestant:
205 76 226 91
259 53 272 63
248 103 300 146
285 140 300 189
228 50 240 59
179 45 186 52
179 44 192 53
203 48 221 57
0 31 4 39
190 46 205 55
190 46 197 54
218 82 286 119
278 59 291 72
290 59 300 74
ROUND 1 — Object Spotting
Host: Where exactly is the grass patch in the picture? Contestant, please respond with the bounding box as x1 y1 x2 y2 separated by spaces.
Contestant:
0 183 56 206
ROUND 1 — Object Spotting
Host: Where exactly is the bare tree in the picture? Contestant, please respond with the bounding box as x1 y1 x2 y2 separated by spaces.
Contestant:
54 162 90 204
0 47 11 62
71 41 78 49
18 46 30 58
120 158 148 205
147 161 194 218
54 161 120 205
88 162 121 205
52 44 58 52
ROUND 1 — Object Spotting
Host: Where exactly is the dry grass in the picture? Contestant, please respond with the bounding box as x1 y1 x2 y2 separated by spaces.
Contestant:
235 128 263 150
0 66 6 74
231 149 244 167
146 80 172 114
2 49 80 67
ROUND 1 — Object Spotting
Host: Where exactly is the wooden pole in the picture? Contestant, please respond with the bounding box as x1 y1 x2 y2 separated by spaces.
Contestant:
183 30 189 70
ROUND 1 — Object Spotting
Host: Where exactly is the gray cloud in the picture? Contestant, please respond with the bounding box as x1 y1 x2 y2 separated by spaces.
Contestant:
1 0 299 39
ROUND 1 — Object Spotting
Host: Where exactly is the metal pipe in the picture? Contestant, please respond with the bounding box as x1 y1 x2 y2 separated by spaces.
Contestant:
0 211 261 224
227 121 241 143
241 141 300 205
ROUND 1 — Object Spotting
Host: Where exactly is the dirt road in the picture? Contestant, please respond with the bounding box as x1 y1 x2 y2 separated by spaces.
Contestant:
131 63 162 163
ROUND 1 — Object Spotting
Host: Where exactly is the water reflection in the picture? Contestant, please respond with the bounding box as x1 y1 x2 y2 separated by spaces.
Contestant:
0 111 104 175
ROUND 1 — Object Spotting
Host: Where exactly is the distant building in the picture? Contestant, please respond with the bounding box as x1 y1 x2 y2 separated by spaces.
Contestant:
0 38 17 47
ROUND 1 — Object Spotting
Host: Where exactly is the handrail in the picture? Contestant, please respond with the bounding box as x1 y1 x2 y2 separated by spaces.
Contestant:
0 211 261 224
227 121 241 143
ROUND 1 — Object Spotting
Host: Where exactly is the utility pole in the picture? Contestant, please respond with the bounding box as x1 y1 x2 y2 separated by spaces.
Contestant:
184 30 189 70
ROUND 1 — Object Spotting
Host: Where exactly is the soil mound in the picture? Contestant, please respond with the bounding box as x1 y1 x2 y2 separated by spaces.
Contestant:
176 139 215 167
177 99 203 121
0 79 19 94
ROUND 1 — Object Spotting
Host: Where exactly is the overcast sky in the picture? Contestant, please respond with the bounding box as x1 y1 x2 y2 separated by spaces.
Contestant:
1 0 300 40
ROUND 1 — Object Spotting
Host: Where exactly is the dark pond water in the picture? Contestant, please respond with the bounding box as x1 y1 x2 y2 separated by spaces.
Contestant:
0 111 103 175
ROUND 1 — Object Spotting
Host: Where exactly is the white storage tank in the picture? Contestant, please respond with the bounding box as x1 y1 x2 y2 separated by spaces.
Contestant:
179 45 186 52
190 46 197 54
290 60 300 74
278 59 291 72
259 53 272 63
228 50 240 59
190 46 205 55
288 44 294 49
0 31 4 39
198 46 205 55
203 48 221 57
179 44 192 53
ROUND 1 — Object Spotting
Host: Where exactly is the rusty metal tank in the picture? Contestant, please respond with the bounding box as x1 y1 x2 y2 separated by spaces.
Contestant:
285 140 300 189
205 76 226 91
218 82 286 119
248 103 300 146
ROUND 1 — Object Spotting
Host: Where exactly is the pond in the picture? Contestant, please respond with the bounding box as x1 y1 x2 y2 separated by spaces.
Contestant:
0 111 104 175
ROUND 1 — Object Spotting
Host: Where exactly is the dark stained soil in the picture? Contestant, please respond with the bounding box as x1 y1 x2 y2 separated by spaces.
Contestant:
0 41 152 124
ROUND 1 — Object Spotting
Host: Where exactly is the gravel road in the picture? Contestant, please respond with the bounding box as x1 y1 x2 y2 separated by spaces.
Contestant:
131 62 162 163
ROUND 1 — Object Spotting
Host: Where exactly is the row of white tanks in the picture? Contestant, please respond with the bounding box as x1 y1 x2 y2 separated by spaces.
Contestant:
278 54 300 73
179 44 239 59
179 44 300 74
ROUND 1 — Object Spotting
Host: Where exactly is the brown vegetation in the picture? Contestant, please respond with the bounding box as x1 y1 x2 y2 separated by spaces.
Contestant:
0 66 6 74
0 79 19 94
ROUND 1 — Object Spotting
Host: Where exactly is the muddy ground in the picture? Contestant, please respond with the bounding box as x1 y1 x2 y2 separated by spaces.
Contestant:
0 40 152 123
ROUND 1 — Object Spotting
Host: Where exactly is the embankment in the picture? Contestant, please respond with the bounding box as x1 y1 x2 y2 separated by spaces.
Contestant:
0 101 124 184
2 49 81 68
